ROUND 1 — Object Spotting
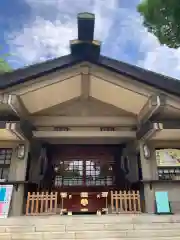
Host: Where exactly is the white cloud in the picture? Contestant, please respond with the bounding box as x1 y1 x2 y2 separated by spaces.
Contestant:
7 0 117 66
6 0 180 79
8 17 76 63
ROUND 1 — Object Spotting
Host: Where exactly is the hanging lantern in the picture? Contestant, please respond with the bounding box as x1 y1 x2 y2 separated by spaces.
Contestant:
143 144 151 159
17 144 25 159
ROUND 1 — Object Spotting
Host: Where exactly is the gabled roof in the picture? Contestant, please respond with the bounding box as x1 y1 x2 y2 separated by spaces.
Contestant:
1 12 180 97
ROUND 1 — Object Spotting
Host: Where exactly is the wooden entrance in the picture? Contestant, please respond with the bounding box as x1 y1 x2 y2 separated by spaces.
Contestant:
26 145 141 215
25 190 141 215
51 145 114 214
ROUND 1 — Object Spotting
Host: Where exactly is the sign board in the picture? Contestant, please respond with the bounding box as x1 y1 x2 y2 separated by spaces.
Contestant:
155 191 171 214
0 185 13 218
156 149 180 167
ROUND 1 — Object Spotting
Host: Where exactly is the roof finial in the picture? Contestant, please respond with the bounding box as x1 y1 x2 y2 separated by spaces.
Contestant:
78 12 95 41
70 12 101 59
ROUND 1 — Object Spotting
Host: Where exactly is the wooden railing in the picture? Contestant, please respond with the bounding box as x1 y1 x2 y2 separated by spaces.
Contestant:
25 190 142 216
26 192 58 216
110 190 141 213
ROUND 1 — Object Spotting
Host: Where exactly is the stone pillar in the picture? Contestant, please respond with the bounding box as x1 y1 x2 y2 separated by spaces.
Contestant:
123 142 139 183
139 141 157 213
9 141 29 216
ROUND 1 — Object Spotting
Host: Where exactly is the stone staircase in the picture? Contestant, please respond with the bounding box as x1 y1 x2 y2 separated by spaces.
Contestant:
1 214 180 239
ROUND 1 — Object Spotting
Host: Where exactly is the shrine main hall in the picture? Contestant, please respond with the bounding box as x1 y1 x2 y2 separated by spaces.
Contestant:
0 13 180 216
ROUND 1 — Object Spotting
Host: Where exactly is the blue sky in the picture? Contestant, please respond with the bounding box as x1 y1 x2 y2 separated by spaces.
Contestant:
1 0 180 79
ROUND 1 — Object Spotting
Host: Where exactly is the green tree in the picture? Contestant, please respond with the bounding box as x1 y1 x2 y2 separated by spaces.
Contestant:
0 58 11 73
0 51 12 73
138 0 180 48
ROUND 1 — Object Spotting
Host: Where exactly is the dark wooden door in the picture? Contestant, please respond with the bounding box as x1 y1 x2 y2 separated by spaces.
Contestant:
50 145 116 213
54 157 114 189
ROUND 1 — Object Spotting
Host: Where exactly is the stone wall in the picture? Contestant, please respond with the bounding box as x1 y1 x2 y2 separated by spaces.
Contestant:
0 141 29 216
140 141 180 213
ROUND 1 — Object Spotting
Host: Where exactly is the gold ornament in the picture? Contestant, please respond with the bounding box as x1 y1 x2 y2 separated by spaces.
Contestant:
80 192 88 198
81 198 88 206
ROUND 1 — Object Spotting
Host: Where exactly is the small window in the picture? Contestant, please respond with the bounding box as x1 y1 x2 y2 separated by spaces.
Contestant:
100 127 115 131
0 149 12 165
54 158 114 187
54 127 69 131
0 148 12 180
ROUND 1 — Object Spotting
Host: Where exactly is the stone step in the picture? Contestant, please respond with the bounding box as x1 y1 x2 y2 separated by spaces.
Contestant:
1 215 180 239
1 229 180 240
1 228 180 239
1 214 180 226
1 238 180 240
1 222 180 233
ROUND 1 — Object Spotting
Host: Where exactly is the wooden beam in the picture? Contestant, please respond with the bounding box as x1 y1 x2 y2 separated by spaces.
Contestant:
30 116 137 127
136 121 162 140
0 94 29 118
0 94 14 115
9 95 29 118
6 121 34 141
19 120 35 140
156 120 180 129
0 94 36 140
138 94 166 123
0 121 21 141
6 122 25 140
33 130 136 139
137 119 180 141
80 66 90 100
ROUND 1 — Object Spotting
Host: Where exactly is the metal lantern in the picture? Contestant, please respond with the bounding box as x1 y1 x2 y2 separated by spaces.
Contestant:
143 144 150 159
17 144 25 159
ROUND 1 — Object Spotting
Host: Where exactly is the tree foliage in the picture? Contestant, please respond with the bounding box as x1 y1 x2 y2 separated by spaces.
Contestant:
0 58 11 73
0 50 12 73
138 0 180 48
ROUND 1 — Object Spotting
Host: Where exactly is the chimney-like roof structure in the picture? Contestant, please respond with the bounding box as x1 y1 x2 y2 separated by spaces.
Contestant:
70 12 101 59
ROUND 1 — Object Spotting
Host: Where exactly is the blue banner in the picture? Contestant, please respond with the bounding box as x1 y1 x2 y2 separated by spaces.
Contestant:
0 185 13 218
155 191 171 214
